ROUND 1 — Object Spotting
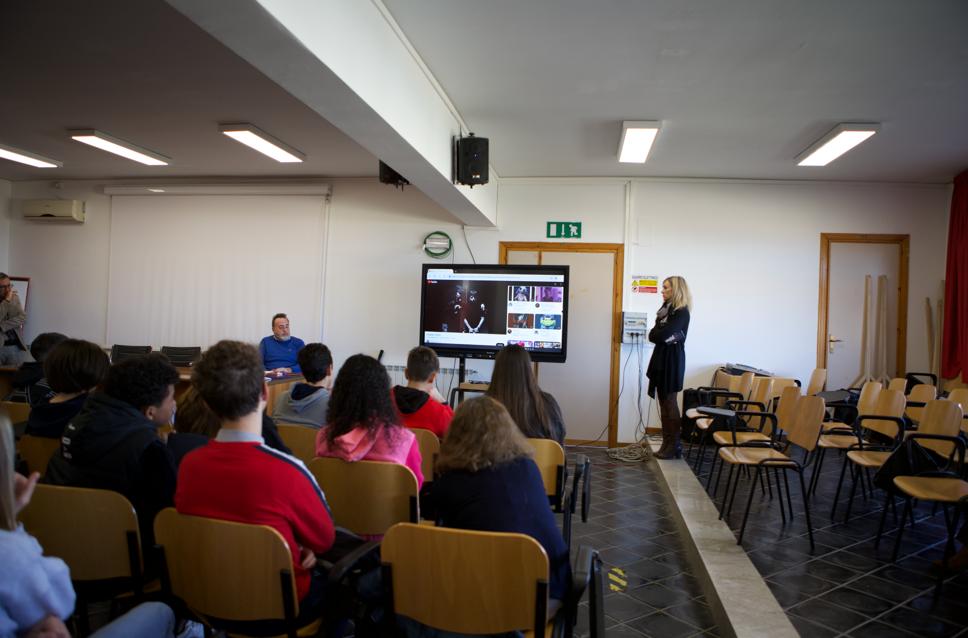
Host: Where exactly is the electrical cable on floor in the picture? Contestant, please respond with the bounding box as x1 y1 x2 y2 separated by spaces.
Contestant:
607 334 660 463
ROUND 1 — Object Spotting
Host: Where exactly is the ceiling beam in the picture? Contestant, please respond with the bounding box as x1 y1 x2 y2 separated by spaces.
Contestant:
166 0 496 227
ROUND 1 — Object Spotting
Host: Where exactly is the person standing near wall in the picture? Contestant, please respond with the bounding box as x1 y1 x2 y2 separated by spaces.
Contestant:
646 276 692 459
0 274 27 366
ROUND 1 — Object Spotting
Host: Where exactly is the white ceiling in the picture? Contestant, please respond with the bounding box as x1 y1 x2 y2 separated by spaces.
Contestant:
2 1 966 184
383 0 968 183
0 0 377 182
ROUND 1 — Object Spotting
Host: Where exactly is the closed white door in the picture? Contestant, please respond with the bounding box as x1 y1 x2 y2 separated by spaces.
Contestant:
505 248 616 442
827 243 900 391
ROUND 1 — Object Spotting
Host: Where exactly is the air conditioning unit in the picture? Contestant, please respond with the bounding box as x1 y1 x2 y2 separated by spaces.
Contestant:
22 199 86 223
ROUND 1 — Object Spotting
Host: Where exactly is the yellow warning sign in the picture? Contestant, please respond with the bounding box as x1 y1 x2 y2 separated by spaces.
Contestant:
607 567 628 592
631 275 659 294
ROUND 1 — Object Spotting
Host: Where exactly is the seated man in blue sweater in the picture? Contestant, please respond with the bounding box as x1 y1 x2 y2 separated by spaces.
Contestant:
259 313 305 375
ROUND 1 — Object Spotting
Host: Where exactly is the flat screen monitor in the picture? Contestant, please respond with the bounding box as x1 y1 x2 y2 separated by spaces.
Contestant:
419 264 569 363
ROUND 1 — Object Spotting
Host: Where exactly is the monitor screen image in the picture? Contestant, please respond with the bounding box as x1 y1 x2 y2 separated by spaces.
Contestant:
419 264 569 363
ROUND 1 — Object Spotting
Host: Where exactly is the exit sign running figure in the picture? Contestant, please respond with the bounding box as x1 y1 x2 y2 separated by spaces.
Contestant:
547 221 582 239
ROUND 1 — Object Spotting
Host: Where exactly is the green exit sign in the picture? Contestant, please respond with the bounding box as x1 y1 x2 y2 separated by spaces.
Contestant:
547 221 582 239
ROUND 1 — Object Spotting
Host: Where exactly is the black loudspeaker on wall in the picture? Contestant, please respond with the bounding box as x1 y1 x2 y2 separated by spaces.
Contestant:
455 134 488 187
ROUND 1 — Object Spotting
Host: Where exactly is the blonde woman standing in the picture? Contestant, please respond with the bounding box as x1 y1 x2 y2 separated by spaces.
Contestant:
646 276 692 459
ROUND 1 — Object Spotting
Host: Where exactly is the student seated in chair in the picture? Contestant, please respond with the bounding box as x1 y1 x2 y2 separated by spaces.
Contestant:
10 332 67 406
273 343 333 428
0 425 181 638
315 354 423 487
177 340 336 620
487 344 566 445
392 346 453 438
430 396 571 603
45 353 178 547
25 339 109 439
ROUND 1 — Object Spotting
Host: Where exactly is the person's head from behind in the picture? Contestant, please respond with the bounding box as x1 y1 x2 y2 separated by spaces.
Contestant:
271 313 291 341
437 396 532 473
405 346 439 386
327 354 398 444
487 344 549 439
662 276 692 311
173 386 221 438
104 353 180 427
298 343 333 386
29 332 68 364
192 340 266 424
44 339 110 395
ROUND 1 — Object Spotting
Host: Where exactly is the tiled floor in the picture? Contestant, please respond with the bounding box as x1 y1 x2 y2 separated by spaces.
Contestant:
683 437 968 638
566 447 718 638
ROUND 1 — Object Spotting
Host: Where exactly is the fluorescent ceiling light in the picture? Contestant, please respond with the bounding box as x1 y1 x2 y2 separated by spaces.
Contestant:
618 121 661 163
147 188 165 193
0 142 62 168
797 123 880 167
70 129 169 166
219 123 304 163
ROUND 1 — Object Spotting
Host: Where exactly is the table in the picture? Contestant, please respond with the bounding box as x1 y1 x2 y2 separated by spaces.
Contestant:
175 367 303 416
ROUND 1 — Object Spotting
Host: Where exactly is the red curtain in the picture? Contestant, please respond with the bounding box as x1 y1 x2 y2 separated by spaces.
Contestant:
941 170 968 381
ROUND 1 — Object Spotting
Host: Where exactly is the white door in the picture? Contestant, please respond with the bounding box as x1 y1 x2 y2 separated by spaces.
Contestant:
505 248 616 442
827 243 900 391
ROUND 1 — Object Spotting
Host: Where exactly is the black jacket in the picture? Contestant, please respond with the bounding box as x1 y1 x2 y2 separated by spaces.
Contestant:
11 362 53 406
646 303 690 398
44 392 176 546
24 393 87 438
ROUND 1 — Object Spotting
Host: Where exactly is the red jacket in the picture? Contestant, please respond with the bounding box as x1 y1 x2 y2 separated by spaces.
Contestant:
392 386 453 438
175 434 335 601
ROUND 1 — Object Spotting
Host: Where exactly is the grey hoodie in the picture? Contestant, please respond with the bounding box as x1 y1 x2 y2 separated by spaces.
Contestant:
272 383 330 428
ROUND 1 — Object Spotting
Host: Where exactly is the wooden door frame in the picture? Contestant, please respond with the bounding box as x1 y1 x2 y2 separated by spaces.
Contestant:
817 233 909 376
499 242 625 448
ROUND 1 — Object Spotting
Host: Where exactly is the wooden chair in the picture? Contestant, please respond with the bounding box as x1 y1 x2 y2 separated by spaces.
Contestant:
823 380 881 434
805 368 827 396
527 438 567 512
308 457 419 536
876 401 966 591
904 383 937 425
946 388 968 434
381 523 604 638
154 508 321 638
888 377 908 394
829 389 906 522
715 395 825 550
410 428 440 484
275 423 318 465
686 371 755 471
768 377 800 409
707 385 798 497
1 400 31 425
16 434 61 475
110 344 151 363
18 485 149 633
875 400 965 556
160 346 202 367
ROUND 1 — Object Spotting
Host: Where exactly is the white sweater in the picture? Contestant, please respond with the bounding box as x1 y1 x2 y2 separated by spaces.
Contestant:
0 525 75 637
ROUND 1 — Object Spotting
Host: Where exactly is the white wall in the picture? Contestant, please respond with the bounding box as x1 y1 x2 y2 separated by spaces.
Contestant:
6 176 952 444
8 181 113 344
0 179 11 273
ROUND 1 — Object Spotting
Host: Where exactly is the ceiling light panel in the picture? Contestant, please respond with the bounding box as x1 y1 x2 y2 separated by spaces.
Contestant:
219 124 304 163
618 121 661 163
70 130 170 166
797 123 880 167
0 142 62 168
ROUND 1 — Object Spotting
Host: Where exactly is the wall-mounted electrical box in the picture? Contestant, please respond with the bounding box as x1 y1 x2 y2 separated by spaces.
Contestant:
622 311 648 344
